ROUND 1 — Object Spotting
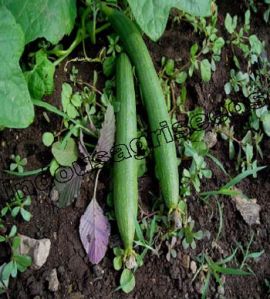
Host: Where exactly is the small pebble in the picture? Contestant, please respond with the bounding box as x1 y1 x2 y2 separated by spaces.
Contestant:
190 261 197 274
93 265 104 278
58 266 65 275
69 292 85 299
47 269 59 292
218 285 225 296
204 131 218 149
50 188 59 202
181 254 190 269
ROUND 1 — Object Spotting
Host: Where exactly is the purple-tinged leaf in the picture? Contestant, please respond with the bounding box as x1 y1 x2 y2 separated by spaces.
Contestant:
79 197 110 264
95 104 115 160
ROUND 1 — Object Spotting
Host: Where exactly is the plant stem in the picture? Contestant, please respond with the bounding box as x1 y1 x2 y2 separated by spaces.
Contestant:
33 100 97 137
53 29 84 66
96 23 110 34
5 166 49 177
93 169 102 199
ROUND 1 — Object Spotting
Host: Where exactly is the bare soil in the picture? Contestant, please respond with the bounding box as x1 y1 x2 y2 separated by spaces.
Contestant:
0 1 270 298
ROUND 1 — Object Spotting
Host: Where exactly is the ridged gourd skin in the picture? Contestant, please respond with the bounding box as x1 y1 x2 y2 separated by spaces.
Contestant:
113 53 138 251
102 5 179 211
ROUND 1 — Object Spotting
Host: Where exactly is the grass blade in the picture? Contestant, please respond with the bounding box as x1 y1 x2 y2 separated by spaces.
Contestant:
223 166 266 189
206 153 229 177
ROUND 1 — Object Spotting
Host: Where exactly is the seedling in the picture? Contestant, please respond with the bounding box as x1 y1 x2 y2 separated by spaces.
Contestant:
174 9 225 82
225 10 263 67
180 219 203 250
200 166 266 201
70 66 79 85
107 34 122 57
224 69 249 97
194 251 249 299
247 0 270 23
42 132 55 147
1 191 32 222
235 232 264 273
134 217 159 262
0 226 32 292
117 268 135 294
113 248 136 293
182 152 212 195
166 236 177 262
9 155 27 174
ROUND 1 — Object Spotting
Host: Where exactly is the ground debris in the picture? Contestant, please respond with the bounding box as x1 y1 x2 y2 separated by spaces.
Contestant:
232 188 261 225
19 234 51 270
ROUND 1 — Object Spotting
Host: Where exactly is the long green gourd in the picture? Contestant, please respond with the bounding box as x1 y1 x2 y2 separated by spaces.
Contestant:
102 5 180 218
114 53 138 261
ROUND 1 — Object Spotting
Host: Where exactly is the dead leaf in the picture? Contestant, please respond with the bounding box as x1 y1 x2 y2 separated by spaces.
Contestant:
232 188 261 225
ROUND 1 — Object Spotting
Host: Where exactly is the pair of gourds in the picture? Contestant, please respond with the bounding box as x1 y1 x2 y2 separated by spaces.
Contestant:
102 5 179 260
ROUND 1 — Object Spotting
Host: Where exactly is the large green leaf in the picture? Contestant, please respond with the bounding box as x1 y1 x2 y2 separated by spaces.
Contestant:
52 138 78 167
0 5 34 128
24 50 55 100
127 0 211 41
4 0 77 44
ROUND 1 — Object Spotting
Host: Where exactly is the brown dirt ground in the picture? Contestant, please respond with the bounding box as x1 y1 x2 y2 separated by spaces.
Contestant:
0 1 270 298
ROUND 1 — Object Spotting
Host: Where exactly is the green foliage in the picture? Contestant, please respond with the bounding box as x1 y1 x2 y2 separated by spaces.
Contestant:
42 132 55 147
134 217 159 260
0 226 32 293
181 220 203 249
224 69 249 97
159 57 188 114
264 0 270 22
200 59 212 82
261 113 270 136
0 0 77 128
0 6 34 129
0 264 9 295
24 50 55 100
166 236 177 261
225 10 263 67
4 0 77 44
161 58 188 85
61 83 83 119
201 166 266 200
178 108 212 196
236 232 264 273
181 151 212 195
69 66 79 85
195 250 250 299
107 34 122 57
119 269 135 293
9 155 27 174
247 0 270 23
0 190 33 293
49 159 60 176
51 138 78 167
218 110 265 173
103 34 122 77
113 247 125 270
126 0 211 41
174 9 225 82
1 191 32 222
113 247 137 293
